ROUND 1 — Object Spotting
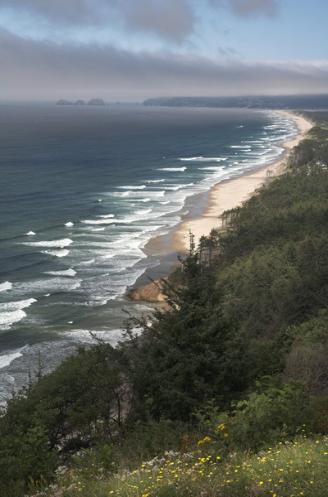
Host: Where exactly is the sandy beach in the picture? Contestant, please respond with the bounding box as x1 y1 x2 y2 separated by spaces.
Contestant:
134 110 313 301
169 111 313 253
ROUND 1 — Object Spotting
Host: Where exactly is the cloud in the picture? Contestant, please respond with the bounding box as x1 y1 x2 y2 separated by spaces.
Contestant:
212 0 279 17
0 0 280 44
230 0 278 16
0 0 96 23
0 29 327 101
117 0 195 43
0 0 195 42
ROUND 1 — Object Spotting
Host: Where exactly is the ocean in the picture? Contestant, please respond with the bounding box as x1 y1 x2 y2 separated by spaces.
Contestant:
0 104 297 402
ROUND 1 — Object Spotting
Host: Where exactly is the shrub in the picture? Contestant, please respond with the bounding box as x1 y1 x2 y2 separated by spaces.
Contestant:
196 382 312 451
284 312 328 395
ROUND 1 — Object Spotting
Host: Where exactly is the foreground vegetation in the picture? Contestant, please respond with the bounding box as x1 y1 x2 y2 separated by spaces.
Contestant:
40 435 328 497
1 112 328 497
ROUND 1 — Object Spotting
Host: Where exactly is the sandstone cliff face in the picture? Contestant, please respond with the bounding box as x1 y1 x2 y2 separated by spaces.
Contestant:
128 280 167 303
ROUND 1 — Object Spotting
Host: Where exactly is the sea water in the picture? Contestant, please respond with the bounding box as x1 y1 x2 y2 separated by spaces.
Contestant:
0 104 297 401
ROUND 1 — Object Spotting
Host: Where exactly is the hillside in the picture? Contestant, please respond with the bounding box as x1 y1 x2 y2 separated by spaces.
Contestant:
143 95 328 109
0 112 328 497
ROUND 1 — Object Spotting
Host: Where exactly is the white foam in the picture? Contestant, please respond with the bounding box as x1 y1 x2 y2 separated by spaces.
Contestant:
42 249 70 258
66 328 124 345
0 349 24 369
117 185 146 190
144 191 165 198
26 231 36 236
230 145 253 149
0 299 37 329
71 281 81 290
264 124 280 130
65 221 74 227
146 179 165 184
45 269 77 277
118 212 163 224
159 167 187 172
164 183 194 191
79 259 95 266
98 214 115 219
90 227 106 232
199 166 226 171
111 190 165 200
84 298 110 306
102 254 116 260
18 278 80 294
0 281 12 293
180 156 227 162
133 198 152 203
24 238 73 248
135 208 152 215
1 309 29 328
0 298 37 312
82 219 116 225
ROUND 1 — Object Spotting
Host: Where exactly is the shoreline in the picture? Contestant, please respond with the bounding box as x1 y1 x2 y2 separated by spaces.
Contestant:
145 110 313 256
0 110 314 402
130 110 313 300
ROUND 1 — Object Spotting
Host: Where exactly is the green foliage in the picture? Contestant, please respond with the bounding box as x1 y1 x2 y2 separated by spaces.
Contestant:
70 444 117 481
122 251 241 421
218 164 328 262
114 419 191 468
0 344 125 495
218 234 328 337
195 381 311 451
0 419 57 497
284 311 328 395
227 382 311 450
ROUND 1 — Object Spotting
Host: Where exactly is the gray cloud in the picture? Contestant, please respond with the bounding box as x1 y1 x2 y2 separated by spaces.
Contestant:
117 0 195 42
0 0 195 42
212 0 279 17
0 0 280 44
230 0 278 16
0 29 327 101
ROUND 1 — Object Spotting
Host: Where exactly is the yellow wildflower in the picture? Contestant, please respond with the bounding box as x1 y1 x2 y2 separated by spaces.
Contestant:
197 436 212 446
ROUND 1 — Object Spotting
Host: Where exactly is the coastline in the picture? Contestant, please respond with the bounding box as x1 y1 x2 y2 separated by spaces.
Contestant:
146 110 313 256
0 109 314 405
130 111 313 301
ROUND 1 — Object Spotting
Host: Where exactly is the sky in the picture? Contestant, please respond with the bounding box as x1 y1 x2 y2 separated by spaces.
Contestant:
0 0 327 101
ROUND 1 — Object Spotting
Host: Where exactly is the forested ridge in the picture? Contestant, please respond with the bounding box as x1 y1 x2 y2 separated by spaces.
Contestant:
1 112 328 497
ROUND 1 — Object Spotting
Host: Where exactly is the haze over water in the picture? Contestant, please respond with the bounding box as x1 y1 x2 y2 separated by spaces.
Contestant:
0 104 296 401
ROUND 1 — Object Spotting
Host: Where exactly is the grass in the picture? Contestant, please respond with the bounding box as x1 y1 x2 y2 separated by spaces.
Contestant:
36 435 328 497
